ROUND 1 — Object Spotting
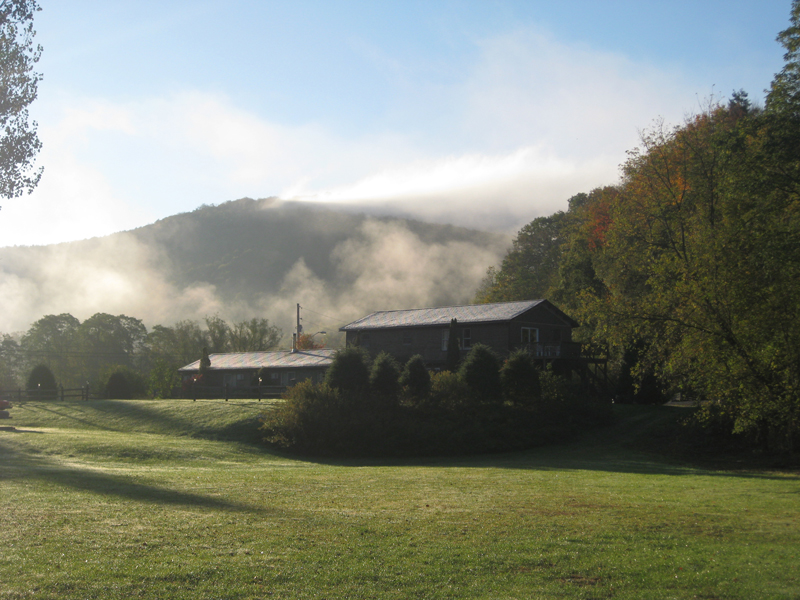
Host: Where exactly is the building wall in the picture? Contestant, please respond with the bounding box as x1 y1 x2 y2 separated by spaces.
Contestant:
345 303 577 364
197 367 328 388
510 304 573 347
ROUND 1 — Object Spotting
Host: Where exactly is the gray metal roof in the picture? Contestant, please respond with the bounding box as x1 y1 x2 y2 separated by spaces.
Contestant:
179 348 337 372
340 299 568 331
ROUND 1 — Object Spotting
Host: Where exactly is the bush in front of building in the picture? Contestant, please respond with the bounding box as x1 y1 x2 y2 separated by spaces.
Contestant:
260 347 613 458
458 344 502 405
369 352 401 406
324 347 371 396
500 349 541 406
399 354 430 402
428 371 469 409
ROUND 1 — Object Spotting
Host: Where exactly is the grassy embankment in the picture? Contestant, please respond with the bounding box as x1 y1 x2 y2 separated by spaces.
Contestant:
0 399 797 599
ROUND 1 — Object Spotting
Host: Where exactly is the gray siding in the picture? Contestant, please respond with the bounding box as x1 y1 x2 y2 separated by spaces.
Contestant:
347 302 577 364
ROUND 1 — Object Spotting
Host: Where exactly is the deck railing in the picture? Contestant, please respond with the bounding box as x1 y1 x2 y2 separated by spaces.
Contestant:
520 341 582 358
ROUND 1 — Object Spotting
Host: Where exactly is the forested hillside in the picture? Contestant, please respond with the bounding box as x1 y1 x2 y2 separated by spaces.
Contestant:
0 200 508 393
476 3 800 452
0 199 508 335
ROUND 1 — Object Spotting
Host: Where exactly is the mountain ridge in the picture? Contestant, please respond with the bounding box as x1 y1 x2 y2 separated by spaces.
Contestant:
0 198 509 335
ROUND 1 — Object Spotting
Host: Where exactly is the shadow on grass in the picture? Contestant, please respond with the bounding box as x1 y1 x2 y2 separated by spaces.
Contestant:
0 438 264 513
17 399 267 447
295 406 798 481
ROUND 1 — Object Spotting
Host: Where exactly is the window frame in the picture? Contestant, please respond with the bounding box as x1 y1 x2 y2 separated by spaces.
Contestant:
462 328 472 349
521 327 539 344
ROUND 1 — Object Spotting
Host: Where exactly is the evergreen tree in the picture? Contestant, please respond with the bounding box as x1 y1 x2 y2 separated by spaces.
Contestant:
199 347 211 378
26 363 56 398
400 355 430 400
325 347 370 395
369 352 401 406
500 349 540 406
459 344 502 404
445 318 461 372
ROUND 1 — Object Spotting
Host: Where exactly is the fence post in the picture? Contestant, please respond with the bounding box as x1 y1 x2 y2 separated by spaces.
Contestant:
224 383 229 402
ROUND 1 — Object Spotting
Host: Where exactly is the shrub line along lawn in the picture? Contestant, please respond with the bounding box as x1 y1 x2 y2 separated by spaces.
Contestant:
0 399 798 599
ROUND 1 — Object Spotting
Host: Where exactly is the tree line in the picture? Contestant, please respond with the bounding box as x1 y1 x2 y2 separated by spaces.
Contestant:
0 313 282 397
476 2 800 452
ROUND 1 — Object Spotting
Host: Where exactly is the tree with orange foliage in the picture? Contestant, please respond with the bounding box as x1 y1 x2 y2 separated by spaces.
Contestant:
296 332 325 350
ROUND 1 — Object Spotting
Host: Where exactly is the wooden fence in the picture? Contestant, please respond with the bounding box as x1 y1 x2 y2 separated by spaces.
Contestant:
0 385 93 402
0 384 287 402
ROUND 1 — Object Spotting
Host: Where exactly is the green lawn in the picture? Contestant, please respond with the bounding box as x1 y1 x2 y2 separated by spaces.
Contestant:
0 399 797 599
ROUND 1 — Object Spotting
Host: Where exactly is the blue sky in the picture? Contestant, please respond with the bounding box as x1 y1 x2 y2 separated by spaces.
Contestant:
0 0 793 246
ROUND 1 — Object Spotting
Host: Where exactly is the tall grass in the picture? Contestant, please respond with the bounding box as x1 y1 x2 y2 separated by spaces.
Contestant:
0 399 797 599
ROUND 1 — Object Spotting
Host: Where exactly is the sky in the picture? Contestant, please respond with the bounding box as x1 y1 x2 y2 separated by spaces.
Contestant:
0 0 793 247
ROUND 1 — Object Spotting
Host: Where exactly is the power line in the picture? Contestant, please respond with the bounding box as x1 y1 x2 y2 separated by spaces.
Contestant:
299 305 346 327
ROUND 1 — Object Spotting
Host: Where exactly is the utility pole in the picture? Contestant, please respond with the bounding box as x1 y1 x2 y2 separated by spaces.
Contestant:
293 303 303 353
296 303 303 337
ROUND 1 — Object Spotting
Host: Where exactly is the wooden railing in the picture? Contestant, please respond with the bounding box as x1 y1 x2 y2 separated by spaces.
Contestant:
0 386 93 401
520 341 582 358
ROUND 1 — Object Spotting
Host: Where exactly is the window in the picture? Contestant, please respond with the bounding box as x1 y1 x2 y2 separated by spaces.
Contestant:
402 330 412 345
360 333 370 349
441 329 449 351
462 328 471 349
521 327 538 344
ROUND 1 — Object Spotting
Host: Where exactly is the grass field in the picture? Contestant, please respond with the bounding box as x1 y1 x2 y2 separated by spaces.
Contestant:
0 399 797 599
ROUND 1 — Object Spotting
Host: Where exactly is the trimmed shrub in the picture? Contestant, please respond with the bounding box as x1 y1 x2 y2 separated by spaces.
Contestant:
500 349 540 405
100 365 147 399
400 354 430 402
459 344 502 404
262 380 387 456
429 370 469 408
105 371 131 399
325 347 371 395
445 318 461 372
369 352 401 406
26 364 57 398
539 367 580 405
199 347 211 376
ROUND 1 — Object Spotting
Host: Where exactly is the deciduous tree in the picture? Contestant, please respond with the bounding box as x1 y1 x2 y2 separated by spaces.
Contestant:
0 0 43 204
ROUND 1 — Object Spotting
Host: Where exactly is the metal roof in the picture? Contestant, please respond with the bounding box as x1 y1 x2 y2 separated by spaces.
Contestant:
179 348 337 372
340 299 574 331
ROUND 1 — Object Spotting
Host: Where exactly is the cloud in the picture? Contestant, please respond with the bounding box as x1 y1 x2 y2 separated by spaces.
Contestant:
285 145 613 231
0 216 507 347
253 218 509 338
282 27 699 230
1 24 703 248
461 27 692 156
0 233 226 332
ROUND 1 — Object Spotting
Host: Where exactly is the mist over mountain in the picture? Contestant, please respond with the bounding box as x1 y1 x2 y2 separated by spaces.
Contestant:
0 198 509 341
